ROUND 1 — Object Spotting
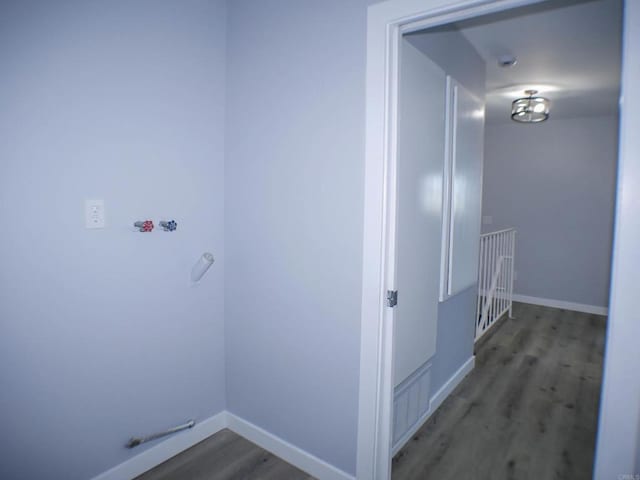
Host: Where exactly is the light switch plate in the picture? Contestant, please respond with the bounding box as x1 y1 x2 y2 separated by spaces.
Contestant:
482 215 493 225
85 199 105 229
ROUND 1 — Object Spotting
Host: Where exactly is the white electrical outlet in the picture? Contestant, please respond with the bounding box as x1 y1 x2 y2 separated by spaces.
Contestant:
85 199 105 229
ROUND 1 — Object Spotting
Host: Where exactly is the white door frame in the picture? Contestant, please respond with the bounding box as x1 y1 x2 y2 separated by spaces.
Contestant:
356 0 638 479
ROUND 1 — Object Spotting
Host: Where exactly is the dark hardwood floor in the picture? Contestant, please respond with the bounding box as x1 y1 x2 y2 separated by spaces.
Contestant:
135 428 313 480
392 302 606 480
136 302 605 480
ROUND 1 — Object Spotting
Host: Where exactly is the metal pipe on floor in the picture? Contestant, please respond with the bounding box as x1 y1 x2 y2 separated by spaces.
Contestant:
126 420 195 448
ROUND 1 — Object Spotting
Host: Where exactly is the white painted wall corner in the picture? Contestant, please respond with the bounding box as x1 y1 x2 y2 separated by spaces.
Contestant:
92 411 354 480
226 413 355 480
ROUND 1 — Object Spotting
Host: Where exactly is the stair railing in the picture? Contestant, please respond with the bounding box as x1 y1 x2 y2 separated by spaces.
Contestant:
476 228 516 341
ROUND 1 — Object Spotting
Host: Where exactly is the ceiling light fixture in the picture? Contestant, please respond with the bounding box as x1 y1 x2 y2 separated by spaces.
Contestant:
511 90 550 123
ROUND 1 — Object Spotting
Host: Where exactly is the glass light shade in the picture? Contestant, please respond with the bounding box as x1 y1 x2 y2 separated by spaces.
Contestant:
511 93 550 123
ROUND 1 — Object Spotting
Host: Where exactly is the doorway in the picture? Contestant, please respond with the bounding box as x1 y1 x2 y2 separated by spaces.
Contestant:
358 0 634 479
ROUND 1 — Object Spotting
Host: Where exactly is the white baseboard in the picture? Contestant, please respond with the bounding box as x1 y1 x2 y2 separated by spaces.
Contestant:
391 356 475 456
225 412 354 480
92 412 227 480
92 410 354 480
429 356 475 413
512 294 608 316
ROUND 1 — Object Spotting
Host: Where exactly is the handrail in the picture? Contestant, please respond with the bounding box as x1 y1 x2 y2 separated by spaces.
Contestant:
480 227 516 238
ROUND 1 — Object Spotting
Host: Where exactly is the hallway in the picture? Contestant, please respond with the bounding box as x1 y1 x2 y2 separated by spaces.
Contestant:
392 302 606 480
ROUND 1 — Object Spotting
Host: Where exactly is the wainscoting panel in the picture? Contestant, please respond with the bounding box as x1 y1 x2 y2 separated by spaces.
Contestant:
392 356 475 455
392 361 432 450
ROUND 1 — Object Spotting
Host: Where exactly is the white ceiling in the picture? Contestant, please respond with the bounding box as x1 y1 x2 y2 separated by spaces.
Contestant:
456 0 622 124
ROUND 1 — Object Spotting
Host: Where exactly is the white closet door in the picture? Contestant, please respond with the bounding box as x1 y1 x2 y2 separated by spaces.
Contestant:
446 81 484 297
393 39 447 386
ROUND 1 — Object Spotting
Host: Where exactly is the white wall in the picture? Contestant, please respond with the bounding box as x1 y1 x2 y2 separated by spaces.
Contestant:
1 1 632 478
406 26 485 99
482 115 618 308
0 1 227 479
594 0 640 476
224 0 375 475
405 27 484 394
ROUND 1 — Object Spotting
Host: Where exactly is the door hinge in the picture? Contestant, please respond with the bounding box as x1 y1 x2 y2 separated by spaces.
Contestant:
387 290 398 308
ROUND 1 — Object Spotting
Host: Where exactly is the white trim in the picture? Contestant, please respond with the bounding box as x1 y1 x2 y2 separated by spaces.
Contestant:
358 2 547 479
91 412 227 480
594 2 640 476
391 407 432 457
92 411 355 480
357 4 400 479
391 356 475 456
225 413 354 480
512 294 608 316
429 356 475 413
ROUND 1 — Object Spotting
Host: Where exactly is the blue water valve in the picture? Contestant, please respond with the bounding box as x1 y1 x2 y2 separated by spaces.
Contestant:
160 220 177 232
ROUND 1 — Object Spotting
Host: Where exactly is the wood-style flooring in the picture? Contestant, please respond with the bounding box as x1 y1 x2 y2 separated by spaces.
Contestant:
135 428 313 480
392 302 606 480
136 302 605 480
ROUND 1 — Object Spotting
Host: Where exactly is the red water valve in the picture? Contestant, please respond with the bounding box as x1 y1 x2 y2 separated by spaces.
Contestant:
134 220 154 232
